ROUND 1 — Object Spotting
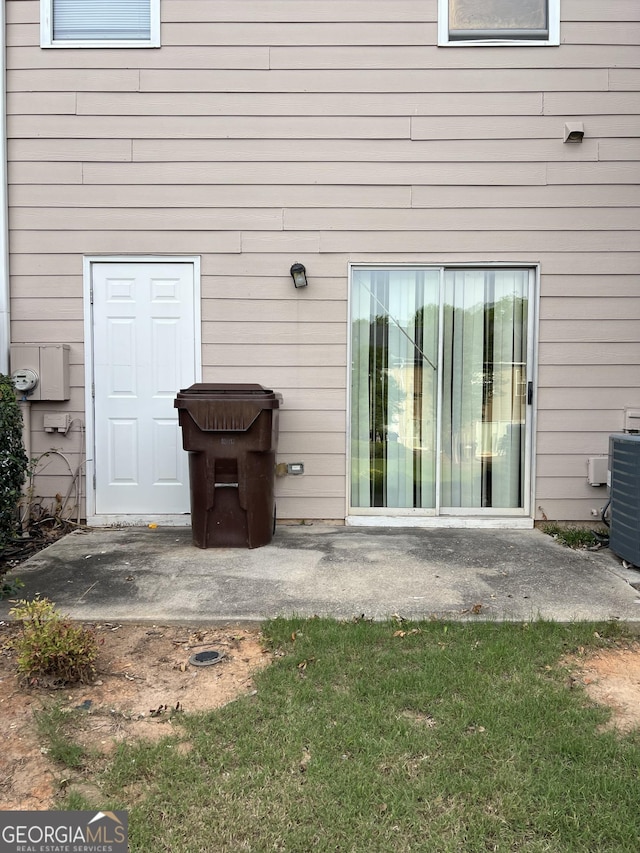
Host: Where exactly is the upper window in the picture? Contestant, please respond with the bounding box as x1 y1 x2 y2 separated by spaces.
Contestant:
41 0 160 48
438 0 559 46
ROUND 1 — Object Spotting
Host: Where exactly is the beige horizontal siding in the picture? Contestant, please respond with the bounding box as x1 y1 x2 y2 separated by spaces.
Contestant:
9 116 411 140
209 366 347 389
543 92 639 114
539 365 640 387
319 232 635 253
202 322 346 346
276 389 346 410
276 497 344 519
564 0 640 21
12 208 283 230
610 70 640 91
200 299 347 324
201 344 347 367
275 476 345 500
133 69 610 93
161 1 433 24
536 456 605 479
277 433 345 456
540 297 640 319
9 44 639 72
15 207 639 234
161 23 435 47
540 276 640 297
10 275 82 298
9 185 412 208
284 208 637 231
536 480 610 502
269 45 640 71
7 0 639 522
11 320 84 342
562 23 640 44
123 139 596 161
11 297 82 321
539 320 639 342
7 46 270 70
536 433 623 456
71 92 545 116
538 343 639 364
9 230 242 254
275 455 346 478
537 411 627 432
538 386 638 410
82 161 550 185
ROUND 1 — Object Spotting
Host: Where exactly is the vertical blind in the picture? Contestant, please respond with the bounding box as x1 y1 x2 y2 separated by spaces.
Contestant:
440 269 528 509
351 268 440 509
53 0 151 40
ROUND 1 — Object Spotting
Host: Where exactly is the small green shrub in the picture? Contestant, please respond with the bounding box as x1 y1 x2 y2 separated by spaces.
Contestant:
9 597 98 686
0 373 28 548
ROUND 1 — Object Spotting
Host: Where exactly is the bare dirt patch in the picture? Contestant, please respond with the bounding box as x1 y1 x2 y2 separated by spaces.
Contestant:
573 641 640 733
0 621 271 811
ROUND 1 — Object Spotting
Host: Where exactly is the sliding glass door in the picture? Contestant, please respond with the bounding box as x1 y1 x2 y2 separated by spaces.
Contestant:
350 266 533 516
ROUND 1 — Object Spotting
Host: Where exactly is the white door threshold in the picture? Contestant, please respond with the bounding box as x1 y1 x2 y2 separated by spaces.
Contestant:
346 516 534 530
87 514 192 528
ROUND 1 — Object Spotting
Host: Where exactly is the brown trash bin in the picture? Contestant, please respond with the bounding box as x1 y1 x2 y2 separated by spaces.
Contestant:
174 383 282 549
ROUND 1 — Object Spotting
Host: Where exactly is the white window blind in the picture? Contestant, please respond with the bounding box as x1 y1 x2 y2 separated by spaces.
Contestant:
448 0 548 40
439 0 559 45
52 0 151 41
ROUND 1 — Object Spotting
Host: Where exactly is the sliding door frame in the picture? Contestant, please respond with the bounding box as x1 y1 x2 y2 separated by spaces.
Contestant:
346 262 539 528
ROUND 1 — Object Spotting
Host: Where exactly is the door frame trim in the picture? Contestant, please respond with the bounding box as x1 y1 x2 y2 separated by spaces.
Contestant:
346 261 539 526
83 255 202 526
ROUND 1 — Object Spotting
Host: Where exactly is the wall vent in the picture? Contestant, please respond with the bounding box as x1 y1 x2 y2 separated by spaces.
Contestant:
608 433 640 566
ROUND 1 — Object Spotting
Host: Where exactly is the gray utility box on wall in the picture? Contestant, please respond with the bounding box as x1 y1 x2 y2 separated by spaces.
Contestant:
9 344 70 400
608 433 640 566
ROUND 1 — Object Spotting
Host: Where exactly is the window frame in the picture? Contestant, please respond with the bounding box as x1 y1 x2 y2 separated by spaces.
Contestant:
40 0 161 48
438 0 560 47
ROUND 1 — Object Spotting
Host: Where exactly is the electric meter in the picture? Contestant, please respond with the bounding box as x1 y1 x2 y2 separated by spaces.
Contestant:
12 368 39 393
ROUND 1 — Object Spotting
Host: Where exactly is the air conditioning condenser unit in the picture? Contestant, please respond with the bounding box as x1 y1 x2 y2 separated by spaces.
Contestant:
608 433 640 567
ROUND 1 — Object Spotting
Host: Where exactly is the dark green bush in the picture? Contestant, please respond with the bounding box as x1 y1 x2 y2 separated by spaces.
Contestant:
0 373 28 548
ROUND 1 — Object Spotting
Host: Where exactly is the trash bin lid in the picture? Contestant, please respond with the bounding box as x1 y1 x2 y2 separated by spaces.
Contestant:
176 383 277 398
174 383 282 431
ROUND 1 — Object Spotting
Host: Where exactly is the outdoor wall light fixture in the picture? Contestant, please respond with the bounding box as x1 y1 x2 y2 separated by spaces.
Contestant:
563 122 585 143
290 263 308 288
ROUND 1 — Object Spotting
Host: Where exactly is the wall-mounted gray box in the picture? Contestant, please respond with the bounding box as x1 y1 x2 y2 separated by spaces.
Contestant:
10 344 70 401
587 456 608 486
625 406 640 433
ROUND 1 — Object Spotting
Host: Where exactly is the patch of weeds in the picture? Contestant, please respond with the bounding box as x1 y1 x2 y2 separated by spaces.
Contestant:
1 575 24 599
35 702 87 769
63 789 95 810
9 597 98 686
541 523 607 550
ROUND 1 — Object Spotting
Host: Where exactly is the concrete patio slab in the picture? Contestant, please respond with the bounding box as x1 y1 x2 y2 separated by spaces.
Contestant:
2 525 640 625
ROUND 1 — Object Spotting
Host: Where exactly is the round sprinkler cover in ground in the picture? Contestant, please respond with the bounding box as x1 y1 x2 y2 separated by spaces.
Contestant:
189 650 224 667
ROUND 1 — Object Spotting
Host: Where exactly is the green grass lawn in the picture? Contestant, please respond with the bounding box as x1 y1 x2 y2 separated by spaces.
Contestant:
71 619 640 852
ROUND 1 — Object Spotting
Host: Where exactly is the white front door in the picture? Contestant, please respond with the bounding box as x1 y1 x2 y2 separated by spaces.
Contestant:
89 261 199 520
